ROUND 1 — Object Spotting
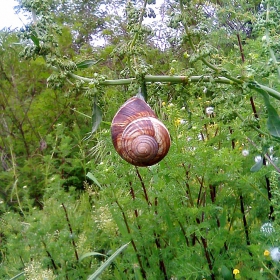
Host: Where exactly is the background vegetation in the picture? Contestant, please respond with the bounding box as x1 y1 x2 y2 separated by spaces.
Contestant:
1 0 280 279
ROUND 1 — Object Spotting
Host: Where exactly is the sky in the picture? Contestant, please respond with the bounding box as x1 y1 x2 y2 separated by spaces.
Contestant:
0 0 164 31
0 0 26 29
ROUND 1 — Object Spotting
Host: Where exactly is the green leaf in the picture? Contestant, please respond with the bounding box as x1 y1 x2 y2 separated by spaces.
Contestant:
79 251 107 262
250 157 263 172
86 172 101 188
30 33 40 48
76 59 103 69
91 101 102 133
87 242 130 280
136 83 147 102
260 91 280 138
220 265 233 280
84 100 102 140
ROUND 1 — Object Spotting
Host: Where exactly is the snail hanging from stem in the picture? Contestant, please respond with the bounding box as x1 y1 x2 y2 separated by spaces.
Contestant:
111 96 171 167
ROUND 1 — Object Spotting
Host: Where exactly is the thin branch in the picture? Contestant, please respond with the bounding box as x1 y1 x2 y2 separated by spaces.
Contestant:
61 203 79 261
42 240 58 271
201 236 215 280
135 167 151 206
240 194 252 258
265 175 274 220
49 64 280 101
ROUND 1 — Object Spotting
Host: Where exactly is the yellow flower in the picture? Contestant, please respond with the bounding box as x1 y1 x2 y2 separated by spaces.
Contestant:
233 269 240 275
175 118 181 126
162 101 166 106
264 249 270 257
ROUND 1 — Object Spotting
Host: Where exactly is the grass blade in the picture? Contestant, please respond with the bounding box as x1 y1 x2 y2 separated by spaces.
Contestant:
87 242 130 280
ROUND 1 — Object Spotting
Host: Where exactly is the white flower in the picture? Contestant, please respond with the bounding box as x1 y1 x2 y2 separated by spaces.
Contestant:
198 134 204 141
205 107 214 115
180 119 188 124
242 149 249 157
270 247 280 262
180 106 186 111
260 222 274 236
255 155 262 163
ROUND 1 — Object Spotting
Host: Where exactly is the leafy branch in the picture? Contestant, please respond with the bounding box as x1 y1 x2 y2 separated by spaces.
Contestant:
67 72 280 101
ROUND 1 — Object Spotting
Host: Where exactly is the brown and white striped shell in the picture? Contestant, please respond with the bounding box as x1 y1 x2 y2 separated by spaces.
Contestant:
111 97 171 167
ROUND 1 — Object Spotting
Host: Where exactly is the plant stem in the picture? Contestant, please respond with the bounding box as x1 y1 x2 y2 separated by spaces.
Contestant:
67 70 280 101
265 175 274 220
61 203 79 261
182 163 194 207
234 111 269 137
237 34 245 63
135 167 151 206
239 194 252 256
42 240 58 270
9 144 24 216
115 199 146 278
154 232 168 280
201 236 215 280
262 261 280 280
237 33 260 126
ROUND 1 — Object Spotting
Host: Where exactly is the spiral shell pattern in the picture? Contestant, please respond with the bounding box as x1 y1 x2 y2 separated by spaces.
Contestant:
111 97 170 166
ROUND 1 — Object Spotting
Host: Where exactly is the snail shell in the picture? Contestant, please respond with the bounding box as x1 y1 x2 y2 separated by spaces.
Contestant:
111 97 171 167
